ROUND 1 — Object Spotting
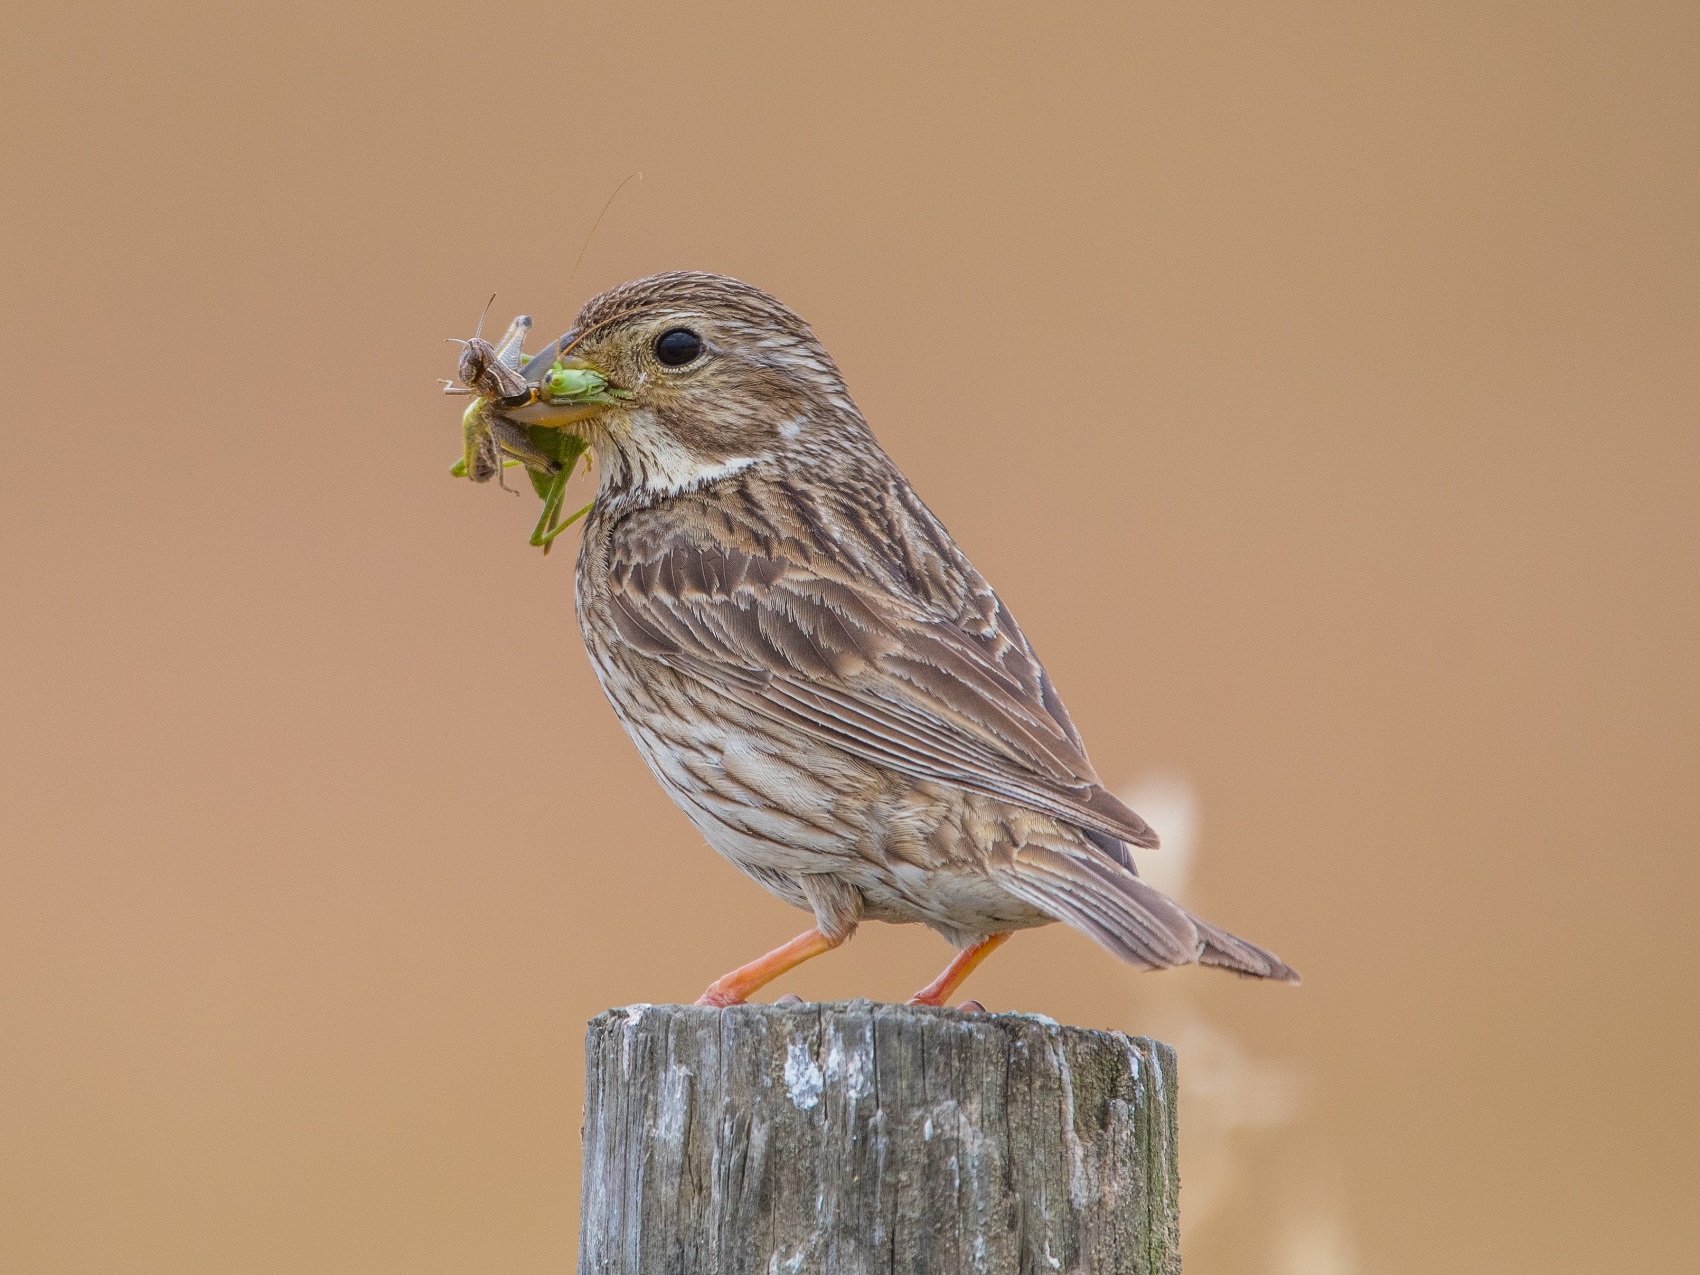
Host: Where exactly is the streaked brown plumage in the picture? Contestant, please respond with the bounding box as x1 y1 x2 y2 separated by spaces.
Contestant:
511 271 1298 1004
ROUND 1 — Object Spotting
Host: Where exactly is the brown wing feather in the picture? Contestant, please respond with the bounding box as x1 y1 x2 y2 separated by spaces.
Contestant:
603 515 1159 850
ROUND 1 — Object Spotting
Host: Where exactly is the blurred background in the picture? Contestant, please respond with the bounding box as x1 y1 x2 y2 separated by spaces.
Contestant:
2 3 1695 1271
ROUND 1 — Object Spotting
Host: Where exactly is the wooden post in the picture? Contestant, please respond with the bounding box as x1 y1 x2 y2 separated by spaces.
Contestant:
579 1001 1179 1274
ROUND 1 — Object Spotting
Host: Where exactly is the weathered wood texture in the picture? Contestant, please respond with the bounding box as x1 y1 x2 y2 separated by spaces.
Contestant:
580 1001 1179 1274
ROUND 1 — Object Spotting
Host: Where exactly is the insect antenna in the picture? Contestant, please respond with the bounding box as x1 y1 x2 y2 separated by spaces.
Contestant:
473 292 497 341
565 172 643 313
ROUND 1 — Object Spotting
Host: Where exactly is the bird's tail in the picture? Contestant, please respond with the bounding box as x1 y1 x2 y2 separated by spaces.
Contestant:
994 842 1301 984
1188 912 1302 983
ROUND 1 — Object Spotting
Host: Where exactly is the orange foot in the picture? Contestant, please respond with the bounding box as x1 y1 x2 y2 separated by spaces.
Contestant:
695 927 842 1007
907 932 1012 1007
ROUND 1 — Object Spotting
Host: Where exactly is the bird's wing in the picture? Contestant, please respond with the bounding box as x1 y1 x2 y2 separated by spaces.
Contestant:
601 532 1158 849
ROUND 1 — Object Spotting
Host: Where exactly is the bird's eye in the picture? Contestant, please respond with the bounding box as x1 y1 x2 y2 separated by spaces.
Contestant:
654 328 703 366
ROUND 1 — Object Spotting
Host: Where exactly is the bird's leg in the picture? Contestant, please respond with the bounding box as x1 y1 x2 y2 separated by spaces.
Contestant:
695 927 843 1007
907 932 1012 1007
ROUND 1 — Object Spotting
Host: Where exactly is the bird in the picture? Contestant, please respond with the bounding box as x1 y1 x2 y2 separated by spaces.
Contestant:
500 271 1299 1007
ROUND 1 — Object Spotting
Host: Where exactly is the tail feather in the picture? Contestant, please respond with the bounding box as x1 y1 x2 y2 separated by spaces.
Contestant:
1190 913 1302 984
997 841 1301 983
997 844 1200 970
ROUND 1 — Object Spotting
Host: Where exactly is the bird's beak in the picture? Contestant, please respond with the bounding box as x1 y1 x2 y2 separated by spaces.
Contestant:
504 346 623 429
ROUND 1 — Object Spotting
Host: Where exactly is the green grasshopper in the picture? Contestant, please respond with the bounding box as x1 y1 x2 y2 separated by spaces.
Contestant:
446 311 624 552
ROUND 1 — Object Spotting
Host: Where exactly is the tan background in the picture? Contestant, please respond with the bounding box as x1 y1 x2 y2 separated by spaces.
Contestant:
3 3 1695 1271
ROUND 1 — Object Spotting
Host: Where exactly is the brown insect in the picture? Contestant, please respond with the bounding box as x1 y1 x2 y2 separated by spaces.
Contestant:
446 309 558 490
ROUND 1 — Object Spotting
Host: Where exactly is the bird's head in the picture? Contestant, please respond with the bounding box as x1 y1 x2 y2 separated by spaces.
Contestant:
510 272 873 499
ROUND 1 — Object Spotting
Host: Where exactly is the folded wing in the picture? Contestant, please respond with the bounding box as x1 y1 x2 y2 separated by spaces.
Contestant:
602 532 1159 850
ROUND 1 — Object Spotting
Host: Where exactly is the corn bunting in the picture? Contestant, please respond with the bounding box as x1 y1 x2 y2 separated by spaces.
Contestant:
490 272 1298 1006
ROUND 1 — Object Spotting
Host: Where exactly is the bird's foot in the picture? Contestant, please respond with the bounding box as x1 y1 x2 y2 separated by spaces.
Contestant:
694 985 746 1008
906 932 1012 1007
693 927 839 1008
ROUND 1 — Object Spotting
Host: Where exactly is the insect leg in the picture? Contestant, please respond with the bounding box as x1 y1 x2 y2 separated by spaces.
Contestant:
528 468 568 547
535 500 594 550
488 415 557 494
493 315 532 369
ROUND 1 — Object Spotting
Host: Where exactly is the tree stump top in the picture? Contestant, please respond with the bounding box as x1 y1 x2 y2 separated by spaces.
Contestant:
580 1000 1179 1274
